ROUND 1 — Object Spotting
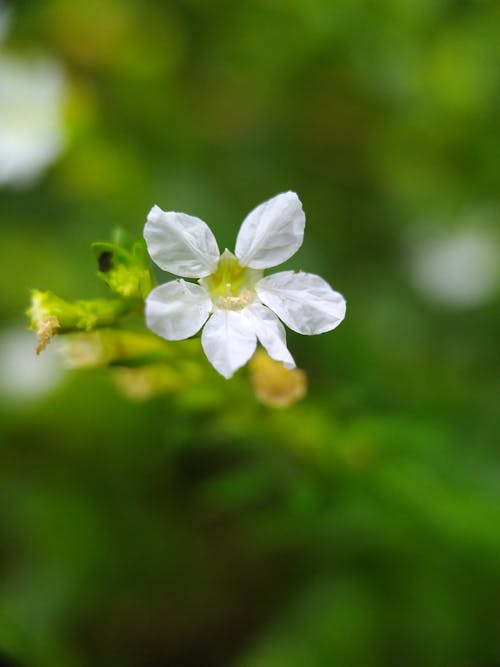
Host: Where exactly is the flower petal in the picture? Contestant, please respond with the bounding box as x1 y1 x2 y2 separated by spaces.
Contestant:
246 303 295 369
145 280 212 341
256 271 346 335
144 205 220 278
201 309 257 379
235 192 305 269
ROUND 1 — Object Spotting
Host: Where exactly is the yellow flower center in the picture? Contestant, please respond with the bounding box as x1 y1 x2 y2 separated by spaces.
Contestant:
200 249 262 310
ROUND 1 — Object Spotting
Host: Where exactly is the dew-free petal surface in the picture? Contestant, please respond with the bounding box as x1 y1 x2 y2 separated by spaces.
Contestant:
256 271 346 335
144 205 220 278
145 280 212 341
201 308 257 379
235 192 305 269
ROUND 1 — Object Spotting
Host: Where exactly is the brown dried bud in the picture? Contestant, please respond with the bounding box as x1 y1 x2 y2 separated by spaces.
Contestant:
249 348 307 409
35 316 60 354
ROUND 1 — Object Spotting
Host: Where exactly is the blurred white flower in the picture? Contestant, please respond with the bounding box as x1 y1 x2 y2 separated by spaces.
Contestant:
0 328 64 403
408 225 500 308
144 192 346 378
0 53 67 187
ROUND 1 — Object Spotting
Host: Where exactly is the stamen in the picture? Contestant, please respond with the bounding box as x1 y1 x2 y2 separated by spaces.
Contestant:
200 251 262 310
217 289 253 310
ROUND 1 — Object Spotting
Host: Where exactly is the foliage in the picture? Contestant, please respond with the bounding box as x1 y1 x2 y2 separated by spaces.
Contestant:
0 1 499 666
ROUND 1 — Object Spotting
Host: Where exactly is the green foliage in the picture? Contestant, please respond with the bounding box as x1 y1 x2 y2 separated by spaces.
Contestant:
28 289 128 333
1 1 500 666
92 231 154 301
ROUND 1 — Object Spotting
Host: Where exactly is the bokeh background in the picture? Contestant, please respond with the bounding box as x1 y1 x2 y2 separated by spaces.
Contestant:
1 1 500 666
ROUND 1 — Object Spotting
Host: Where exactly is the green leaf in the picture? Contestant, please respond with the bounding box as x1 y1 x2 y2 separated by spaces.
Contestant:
92 238 154 301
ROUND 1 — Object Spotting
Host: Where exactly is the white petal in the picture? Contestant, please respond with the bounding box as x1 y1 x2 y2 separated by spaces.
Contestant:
144 205 220 278
145 280 212 341
256 271 346 335
201 309 257 379
235 192 305 269
246 303 295 369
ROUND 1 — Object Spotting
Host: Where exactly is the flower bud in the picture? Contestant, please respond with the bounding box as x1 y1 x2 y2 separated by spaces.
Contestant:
27 290 127 353
249 348 307 408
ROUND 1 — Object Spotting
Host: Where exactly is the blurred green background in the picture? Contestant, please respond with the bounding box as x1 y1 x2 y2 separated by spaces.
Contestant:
1 1 500 665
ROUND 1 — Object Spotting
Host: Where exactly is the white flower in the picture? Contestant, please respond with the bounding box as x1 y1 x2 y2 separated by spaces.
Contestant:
0 328 64 403
408 225 500 308
0 54 66 187
144 192 346 379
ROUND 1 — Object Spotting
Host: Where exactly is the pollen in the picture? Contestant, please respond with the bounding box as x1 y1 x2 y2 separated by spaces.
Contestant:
216 289 254 310
200 249 262 309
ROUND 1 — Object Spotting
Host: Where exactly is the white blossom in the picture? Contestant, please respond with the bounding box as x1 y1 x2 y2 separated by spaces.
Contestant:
0 52 67 187
408 224 500 308
0 328 64 402
144 192 346 378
